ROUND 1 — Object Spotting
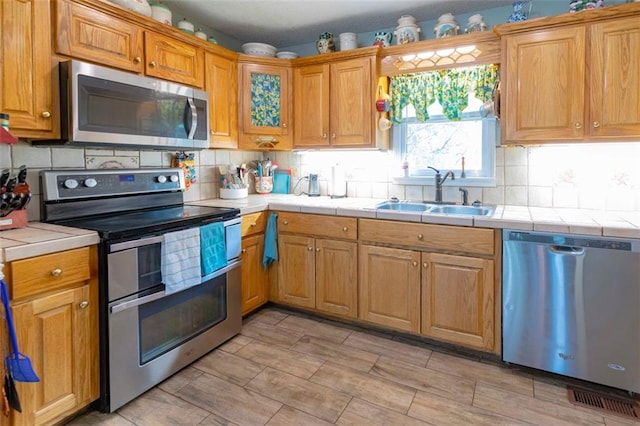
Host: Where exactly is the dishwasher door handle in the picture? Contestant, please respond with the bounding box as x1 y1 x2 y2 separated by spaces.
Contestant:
549 245 585 255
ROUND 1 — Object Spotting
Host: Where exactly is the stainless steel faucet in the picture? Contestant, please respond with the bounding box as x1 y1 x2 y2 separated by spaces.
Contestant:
428 166 455 203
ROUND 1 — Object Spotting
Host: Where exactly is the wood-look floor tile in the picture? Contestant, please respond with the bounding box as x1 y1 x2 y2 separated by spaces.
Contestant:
605 418 640 426
198 412 240 425
236 340 325 379
218 334 253 354
177 372 282 425
157 366 204 394
66 411 135 426
310 361 416 414
343 331 432 367
117 388 210 425
290 335 379 372
427 351 534 396
473 381 606 426
337 398 432 426
408 390 530 426
246 367 352 423
241 319 304 348
266 405 334 426
248 308 290 325
193 349 264 386
276 315 352 343
371 356 476 405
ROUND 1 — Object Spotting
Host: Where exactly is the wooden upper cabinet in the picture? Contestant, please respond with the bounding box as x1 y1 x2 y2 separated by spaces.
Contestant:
293 56 374 148
56 0 144 73
144 32 204 88
205 51 238 148
0 0 58 138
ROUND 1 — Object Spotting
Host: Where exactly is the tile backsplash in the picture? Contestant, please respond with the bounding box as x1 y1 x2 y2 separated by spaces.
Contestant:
2 140 640 222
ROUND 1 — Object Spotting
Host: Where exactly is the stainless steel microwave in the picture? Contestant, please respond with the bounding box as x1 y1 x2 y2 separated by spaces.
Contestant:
37 60 209 150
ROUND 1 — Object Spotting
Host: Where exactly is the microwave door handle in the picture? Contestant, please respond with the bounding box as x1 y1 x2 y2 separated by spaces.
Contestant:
185 98 197 139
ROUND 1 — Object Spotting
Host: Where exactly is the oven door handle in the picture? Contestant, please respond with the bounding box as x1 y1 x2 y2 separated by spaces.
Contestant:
110 235 164 252
110 291 166 314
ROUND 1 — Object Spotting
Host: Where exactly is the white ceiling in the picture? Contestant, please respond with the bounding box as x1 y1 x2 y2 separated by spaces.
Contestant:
160 0 514 48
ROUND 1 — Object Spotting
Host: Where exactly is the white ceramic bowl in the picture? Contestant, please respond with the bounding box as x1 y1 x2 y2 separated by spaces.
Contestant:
242 42 277 57
276 51 298 59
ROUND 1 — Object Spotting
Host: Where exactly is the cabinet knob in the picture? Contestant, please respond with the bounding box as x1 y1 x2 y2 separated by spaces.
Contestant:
149 61 157 68
412 261 418 267
308 246 313 251
332 133 336 139
210 130 215 135
282 123 287 129
51 268 63 277
574 122 582 129
41 111 51 119
593 121 601 128
342 227 348 232
417 234 424 240
79 301 89 309
133 56 142 64
251 222 257 227
282 220 288 225
241 248 246 254
423 262 428 269
316 247 320 252
323 133 327 139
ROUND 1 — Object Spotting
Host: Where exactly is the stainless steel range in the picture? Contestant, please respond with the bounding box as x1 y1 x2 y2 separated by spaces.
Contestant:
41 168 242 412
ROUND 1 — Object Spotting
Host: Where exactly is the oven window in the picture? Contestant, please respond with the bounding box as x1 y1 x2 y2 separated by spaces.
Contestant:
138 274 227 364
138 243 162 292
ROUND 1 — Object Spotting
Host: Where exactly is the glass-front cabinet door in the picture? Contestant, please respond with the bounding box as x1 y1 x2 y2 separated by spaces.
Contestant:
239 62 291 150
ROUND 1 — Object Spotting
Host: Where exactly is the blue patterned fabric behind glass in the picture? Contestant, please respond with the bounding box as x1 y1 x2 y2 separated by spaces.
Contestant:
250 73 281 127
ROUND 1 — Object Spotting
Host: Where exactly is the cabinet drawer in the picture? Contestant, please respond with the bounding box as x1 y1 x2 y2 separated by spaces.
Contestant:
359 219 494 256
242 212 267 237
278 212 357 240
9 248 91 300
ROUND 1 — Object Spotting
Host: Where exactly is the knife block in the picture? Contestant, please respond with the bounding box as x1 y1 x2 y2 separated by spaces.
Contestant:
0 209 27 231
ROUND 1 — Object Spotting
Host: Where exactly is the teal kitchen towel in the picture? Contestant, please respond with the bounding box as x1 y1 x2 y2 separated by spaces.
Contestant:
200 222 227 276
263 212 278 268
272 172 290 194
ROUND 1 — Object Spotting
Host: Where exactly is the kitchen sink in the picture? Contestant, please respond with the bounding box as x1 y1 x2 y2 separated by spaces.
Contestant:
426 205 495 216
375 200 495 216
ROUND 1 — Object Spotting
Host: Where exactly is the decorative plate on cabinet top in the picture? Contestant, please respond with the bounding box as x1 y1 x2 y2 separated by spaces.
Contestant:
276 51 298 59
242 42 277 57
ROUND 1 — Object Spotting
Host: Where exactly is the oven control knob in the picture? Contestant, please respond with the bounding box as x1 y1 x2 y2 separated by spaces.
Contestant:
156 175 167 183
63 178 79 189
84 178 97 188
169 174 179 183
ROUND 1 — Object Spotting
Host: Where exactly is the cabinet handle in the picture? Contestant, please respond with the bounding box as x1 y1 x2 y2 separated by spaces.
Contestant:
41 111 51 119
251 222 257 227
282 123 287 129
417 234 424 240
133 56 142 64
149 60 157 68
412 261 418 267
342 227 348 232
79 301 89 309
574 122 582 129
593 121 600 128
51 268 63 277
282 220 288 225
323 133 327 139
316 247 320 252
308 246 313 251
423 262 428 269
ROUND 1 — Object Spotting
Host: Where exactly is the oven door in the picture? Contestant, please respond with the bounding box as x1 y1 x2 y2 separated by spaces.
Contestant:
106 261 241 412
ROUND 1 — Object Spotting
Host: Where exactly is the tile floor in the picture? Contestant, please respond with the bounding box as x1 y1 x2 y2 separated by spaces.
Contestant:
68 307 640 426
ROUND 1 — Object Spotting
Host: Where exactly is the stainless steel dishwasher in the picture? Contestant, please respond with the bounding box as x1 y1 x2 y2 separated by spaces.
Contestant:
502 229 640 394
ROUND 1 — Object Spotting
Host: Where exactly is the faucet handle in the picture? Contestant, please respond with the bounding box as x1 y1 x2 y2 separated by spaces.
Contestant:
459 187 469 205
427 166 440 174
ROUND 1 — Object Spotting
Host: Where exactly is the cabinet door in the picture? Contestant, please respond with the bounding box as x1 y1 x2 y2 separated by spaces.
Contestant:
359 245 420 333
1 0 57 137
144 32 204 88
277 234 315 308
503 26 586 142
293 64 330 147
241 233 268 315
55 0 144 73
205 52 238 148
330 57 373 146
12 285 96 426
421 252 494 351
316 239 357 318
590 16 640 138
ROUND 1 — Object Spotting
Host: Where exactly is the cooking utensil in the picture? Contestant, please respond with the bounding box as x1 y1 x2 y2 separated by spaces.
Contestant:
0 279 39 382
0 170 9 191
0 337 20 414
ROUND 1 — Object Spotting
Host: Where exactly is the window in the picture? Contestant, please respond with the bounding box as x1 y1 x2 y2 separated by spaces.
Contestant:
389 65 499 186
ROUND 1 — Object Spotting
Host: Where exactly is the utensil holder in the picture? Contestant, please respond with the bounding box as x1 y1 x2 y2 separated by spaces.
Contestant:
255 176 273 194
219 187 248 199
0 210 27 231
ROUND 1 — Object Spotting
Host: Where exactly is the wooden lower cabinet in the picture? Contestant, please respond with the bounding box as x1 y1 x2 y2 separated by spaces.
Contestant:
358 245 421 333
278 234 357 318
241 233 268 315
5 247 99 426
422 252 495 351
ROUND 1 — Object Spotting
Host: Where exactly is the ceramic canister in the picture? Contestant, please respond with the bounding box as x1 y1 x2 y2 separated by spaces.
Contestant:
339 32 357 51
466 14 488 33
434 13 459 38
109 0 152 16
316 32 335 54
150 1 172 24
395 15 420 44
177 18 195 34
195 29 207 40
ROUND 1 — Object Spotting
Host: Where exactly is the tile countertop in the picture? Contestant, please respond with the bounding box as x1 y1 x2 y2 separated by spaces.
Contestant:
191 194 640 239
0 222 99 263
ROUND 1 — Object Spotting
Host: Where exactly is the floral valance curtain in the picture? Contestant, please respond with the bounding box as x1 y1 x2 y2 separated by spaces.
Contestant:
389 64 499 123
